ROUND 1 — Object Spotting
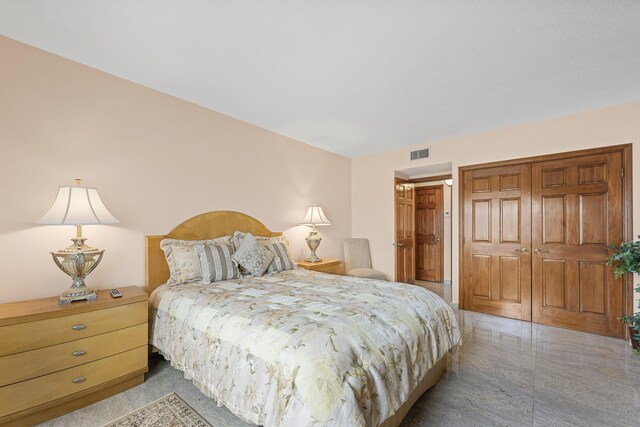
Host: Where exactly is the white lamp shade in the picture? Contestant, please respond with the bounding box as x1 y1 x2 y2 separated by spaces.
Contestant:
34 186 119 225
300 204 331 226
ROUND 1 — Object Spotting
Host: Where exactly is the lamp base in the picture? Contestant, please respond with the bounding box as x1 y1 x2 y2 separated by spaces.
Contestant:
52 233 104 305
305 253 322 263
305 232 323 263
60 285 97 304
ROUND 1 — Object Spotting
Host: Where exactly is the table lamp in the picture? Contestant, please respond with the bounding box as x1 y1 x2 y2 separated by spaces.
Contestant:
300 203 331 263
34 179 119 304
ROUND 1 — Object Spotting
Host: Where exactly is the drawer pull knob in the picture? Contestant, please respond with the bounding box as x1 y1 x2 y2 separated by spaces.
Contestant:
72 376 86 384
72 324 86 331
72 350 87 357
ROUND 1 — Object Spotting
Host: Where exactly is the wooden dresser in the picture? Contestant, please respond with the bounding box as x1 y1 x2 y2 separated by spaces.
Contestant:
0 286 148 426
296 258 346 275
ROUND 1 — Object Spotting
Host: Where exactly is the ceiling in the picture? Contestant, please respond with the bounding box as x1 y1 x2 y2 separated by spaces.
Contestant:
1 1 639 158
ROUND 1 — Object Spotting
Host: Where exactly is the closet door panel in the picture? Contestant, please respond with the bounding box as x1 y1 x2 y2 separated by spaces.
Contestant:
462 164 532 321
531 152 623 337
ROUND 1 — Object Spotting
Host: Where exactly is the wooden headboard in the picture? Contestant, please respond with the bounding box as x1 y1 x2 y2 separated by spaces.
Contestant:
145 211 282 295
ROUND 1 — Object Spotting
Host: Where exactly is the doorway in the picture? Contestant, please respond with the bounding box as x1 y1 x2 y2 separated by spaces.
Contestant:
394 169 453 295
459 144 633 338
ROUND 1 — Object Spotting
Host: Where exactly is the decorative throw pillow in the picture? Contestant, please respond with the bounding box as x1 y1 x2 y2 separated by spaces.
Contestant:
160 237 231 285
231 230 248 250
196 243 240 282
264 242 296 273
231 233 274 277
231 231 292 273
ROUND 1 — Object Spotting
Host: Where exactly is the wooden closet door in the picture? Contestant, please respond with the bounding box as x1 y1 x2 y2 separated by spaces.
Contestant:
462 165 532 320
416 186 444 282
531 152 623 337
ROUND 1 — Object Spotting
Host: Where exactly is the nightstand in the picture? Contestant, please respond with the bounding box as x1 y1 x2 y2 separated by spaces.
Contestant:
296 258 346 275
0 286 148 426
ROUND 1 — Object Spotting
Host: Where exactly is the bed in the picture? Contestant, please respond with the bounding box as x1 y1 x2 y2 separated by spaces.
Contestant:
145 211 460 427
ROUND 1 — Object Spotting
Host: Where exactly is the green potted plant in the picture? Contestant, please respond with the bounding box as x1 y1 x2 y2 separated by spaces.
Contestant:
607 236 640 351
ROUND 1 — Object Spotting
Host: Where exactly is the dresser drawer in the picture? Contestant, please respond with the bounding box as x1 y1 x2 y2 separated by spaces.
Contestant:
0 323 147 387
0 301 146 356
0 345 147 418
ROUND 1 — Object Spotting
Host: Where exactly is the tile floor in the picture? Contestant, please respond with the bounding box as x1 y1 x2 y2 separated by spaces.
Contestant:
414 280 452 304
39 286 640 427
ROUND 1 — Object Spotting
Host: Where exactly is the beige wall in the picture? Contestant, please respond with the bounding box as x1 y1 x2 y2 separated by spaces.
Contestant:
0 37 351 304
352 103 640 304
1 35 637 308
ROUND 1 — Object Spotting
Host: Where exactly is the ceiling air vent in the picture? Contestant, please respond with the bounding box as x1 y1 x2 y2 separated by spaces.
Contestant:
410 147 430 161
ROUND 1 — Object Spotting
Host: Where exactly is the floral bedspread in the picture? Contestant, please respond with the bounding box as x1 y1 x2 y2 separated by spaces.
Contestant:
149 269 460 427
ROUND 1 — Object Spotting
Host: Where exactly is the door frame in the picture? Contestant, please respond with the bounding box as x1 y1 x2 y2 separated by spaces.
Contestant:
409 173 453 184
415 185 445 282
458 143 634 322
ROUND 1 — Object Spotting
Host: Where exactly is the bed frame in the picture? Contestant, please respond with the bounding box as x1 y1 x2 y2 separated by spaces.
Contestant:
144 210 451 427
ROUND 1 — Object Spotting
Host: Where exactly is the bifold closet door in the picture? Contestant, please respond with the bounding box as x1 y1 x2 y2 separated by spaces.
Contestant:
531 152 624 337
462 164 532 321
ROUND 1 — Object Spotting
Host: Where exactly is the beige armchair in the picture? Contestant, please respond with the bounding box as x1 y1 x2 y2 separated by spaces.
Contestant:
343 238 386 280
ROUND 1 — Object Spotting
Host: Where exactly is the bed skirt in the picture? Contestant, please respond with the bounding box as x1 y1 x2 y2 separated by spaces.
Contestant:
379 344 458 427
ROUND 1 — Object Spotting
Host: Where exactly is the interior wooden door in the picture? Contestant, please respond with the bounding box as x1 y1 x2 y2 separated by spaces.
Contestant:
416 186 444 282
531 152 623 337
394 178 415 284
462 164 532 320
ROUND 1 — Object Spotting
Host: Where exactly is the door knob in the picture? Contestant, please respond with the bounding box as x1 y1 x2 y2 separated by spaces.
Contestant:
534 248 550 254
392 242 404 247
514 248 529 254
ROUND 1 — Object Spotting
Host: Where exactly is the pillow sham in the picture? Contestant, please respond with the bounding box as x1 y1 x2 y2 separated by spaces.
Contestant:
231 231 288 249
160 237 231 285
196 242 240 282
231 233 274 277
264 242 296 273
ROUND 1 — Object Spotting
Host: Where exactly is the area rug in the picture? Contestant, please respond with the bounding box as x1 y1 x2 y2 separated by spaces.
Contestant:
102 393 212 427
